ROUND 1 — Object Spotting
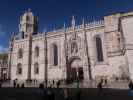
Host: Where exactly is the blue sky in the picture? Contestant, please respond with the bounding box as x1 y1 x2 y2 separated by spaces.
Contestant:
0 0 133 53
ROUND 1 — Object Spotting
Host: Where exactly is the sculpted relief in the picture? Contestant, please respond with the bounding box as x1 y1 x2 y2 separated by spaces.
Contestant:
67 32 82 57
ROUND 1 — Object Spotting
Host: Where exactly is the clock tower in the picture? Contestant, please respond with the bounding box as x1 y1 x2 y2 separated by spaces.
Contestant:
19 9 38 38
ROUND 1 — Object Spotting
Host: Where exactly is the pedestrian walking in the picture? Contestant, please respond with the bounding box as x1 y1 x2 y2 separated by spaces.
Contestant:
56 80 60 88
13 80 16 88
104 79 108 87
128 80 133 96
97 79 103 96
128 80 133 90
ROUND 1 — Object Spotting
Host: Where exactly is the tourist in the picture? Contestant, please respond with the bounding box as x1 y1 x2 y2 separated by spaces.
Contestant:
104 79 108 87
13 79 16 88
17 83 20 88
21 83 25 88
56 80 60 88
128 80 133 90
39 83 44 89
53 80 55 86
128 80 133 96
97 79 103 96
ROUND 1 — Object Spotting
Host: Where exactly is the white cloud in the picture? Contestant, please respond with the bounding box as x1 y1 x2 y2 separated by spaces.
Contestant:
0 45 8 53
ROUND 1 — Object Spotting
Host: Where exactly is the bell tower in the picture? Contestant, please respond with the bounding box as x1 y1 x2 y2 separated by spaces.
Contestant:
19 9 38 38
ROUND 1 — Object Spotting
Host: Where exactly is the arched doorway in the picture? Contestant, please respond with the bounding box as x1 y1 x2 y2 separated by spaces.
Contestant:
67 58 84 83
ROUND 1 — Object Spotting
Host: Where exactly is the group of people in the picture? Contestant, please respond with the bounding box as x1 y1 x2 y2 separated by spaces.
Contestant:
128 80 133 90
97 79 108 88
13 79 25 88
12 79 62 88
48 80 61 88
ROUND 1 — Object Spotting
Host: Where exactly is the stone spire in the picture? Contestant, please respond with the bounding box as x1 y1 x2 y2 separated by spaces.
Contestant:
82 18 85 28
71 16 75 29
64 22 66 29
63 22 66 32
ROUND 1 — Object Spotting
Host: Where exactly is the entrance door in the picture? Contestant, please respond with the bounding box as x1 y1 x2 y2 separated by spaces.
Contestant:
70 67 84 82
71 68 77 82
1 69 7 80
68 58 84 83
78 67 84 81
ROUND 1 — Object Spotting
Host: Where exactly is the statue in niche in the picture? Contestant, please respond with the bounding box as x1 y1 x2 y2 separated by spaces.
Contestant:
71 42 78 54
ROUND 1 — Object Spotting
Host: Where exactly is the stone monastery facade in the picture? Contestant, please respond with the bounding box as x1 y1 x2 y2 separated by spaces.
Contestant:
8 10 133 83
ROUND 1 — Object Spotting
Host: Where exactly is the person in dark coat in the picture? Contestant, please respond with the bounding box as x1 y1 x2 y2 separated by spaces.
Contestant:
21 83 25 88
128 81 133 90
17 84 20 88
128 80 133 96
0 81 2 88
97 79 103 96
53 80 55 86
13 80 16 88
56 80 60 88
104 79 108 87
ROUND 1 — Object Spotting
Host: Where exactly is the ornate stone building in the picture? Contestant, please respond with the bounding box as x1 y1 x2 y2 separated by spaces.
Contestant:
9 10 133 84
0 53 8 80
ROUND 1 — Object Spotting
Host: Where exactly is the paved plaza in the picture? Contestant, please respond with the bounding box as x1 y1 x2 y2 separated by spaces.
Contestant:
0 88 133 100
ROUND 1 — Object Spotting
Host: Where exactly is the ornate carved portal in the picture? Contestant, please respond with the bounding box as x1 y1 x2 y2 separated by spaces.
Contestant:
67 57 84 83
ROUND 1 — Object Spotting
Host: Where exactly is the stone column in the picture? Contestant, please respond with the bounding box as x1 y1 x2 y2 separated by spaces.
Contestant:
83 23 92 80
44 33 48 87
27 34 32 81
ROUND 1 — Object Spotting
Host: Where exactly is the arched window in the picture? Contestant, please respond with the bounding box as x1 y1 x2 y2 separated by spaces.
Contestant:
35 46 39 57
34 63 39 74
18 49 23 59
53 44 58 66
17 63 22 75
95 36 104 62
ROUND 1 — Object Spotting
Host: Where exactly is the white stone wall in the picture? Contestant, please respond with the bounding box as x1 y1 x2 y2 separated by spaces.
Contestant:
121 16 133 80
11 39 29 80
31 37 45 80
47 33 66 81
11 11 133 83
